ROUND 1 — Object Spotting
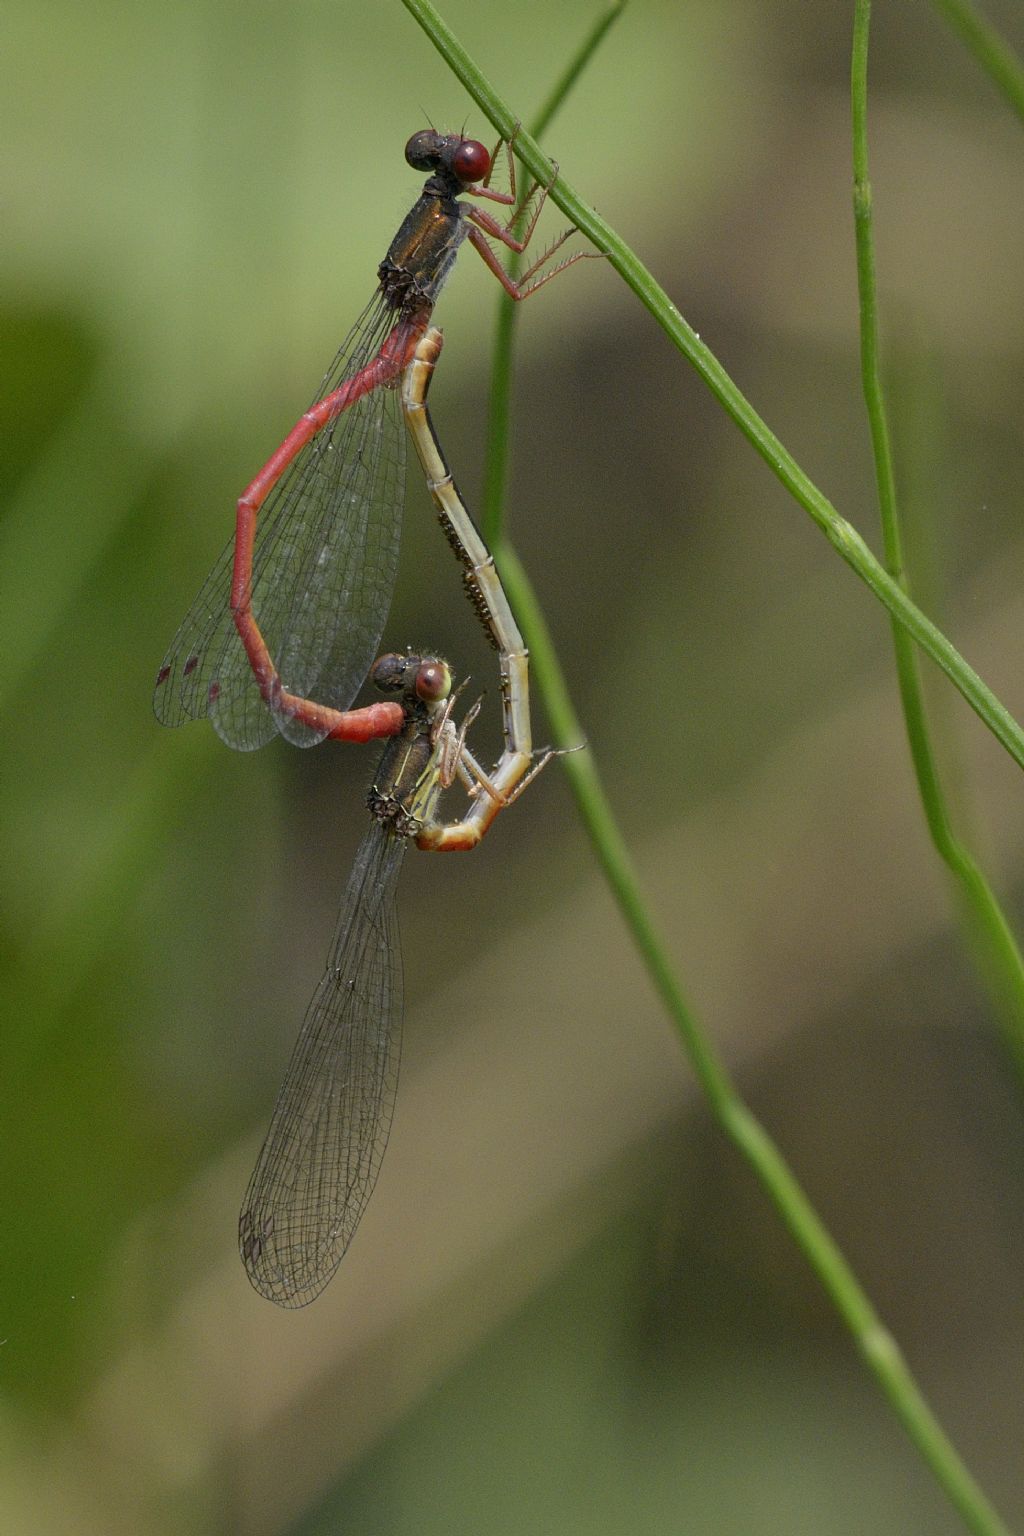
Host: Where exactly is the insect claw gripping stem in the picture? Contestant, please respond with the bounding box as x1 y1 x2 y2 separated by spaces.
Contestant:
464 134 598 302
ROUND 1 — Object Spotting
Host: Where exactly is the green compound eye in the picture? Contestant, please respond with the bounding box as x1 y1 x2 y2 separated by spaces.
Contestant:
415 659 452 703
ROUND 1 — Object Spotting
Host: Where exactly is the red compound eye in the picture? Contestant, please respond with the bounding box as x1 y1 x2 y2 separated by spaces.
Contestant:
452 138 490 184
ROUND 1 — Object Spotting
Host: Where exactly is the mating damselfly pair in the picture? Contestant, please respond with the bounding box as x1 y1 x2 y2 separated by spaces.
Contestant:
156 130 592 1306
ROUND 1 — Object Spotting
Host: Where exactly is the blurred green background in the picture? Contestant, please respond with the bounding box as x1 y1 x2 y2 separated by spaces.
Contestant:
3 0 1024 1531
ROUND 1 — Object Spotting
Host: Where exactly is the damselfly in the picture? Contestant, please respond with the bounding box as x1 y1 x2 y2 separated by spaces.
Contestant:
238 329 559 1305
237 648 548 1306
154 130 589 753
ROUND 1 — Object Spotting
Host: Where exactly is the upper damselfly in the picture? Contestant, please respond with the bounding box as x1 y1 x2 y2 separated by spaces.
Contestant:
154 130 589 753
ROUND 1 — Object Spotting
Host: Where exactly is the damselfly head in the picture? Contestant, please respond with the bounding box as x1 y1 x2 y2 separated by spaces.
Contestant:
404 130 490 186
370 652 452 705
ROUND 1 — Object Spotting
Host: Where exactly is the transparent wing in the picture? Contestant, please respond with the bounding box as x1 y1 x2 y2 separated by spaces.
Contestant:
239 821 408 1306
153 293 406 751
